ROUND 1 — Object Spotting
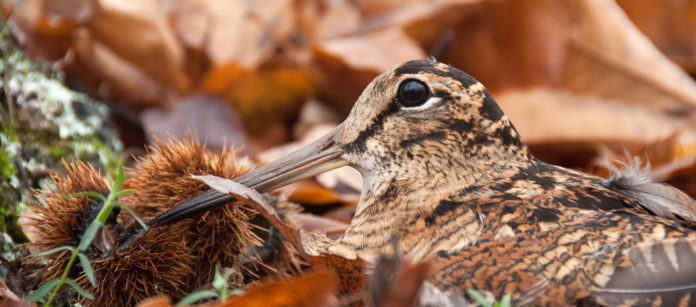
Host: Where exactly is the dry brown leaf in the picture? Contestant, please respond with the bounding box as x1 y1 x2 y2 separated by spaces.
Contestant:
285 180 358 206
307 253 367 303
192 175 307 255
170 0 295 70
358 0 429 18
496 87 696 168
5 0 188 108
140 95 247 152
138 270 339 307
198 63 250 94
313 27 427 113
2 0 83 60
135 296 173 307
288 212 349 240
392 0 564 88
562 0 696 112
379 0 696 113
224 68 315 135
496 87 690 145
211 269 338 307
0 280 32 307
295 0 362 40
69 28 176 109
86 0 187 91
315 27 426 76
293 100 343 140
16 207 40 248
324 204 358 224
285 181 343 205
370 256 432 307
617 0 696 73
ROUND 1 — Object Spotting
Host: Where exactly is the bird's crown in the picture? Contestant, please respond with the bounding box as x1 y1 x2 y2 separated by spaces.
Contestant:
337 59 531 183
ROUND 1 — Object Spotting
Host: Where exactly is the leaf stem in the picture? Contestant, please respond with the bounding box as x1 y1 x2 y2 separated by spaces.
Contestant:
45 247 79 306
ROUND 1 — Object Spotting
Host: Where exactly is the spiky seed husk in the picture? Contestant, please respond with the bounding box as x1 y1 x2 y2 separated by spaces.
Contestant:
27 137 304 306
26 161 110 283
76 224 196 306
26 161 196 306
123 136 302 288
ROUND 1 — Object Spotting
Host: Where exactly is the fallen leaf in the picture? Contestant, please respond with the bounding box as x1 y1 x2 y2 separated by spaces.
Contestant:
16 207 40 248
285 180 358 206
140 95 247 152
86 0 187 91
192 175 367 305
224 68 315 135
69 28 176 109
296 0 362 40
285 181 344 205
170 0 295 69
135 296 173 307
3 0 82 60
192 175 306 255
288 212 349 240
316 167 362 195
212 269 338 307
617 0 696 74
312 27 427 114
324 204 358 224
496 87 691 145
369 255 432 307
307 253 367 303
562 0 696 113
198 62 249 94
0 280 32 307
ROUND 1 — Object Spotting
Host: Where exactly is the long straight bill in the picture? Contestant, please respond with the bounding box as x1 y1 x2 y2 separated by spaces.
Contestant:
151 124 348 225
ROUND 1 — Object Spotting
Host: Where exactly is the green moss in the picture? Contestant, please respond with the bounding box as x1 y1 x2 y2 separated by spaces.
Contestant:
0 200 26 244
0 150 15 179
49 146 66 160
0 21 122 266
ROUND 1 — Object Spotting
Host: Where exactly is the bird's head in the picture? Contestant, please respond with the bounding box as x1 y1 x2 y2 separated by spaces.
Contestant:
237 59 531 193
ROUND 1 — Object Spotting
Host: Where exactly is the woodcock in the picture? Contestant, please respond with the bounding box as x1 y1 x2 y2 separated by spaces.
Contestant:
154 60 696 306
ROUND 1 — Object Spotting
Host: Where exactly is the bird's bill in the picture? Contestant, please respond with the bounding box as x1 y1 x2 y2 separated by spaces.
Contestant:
235 123 348 192
150 123 348 225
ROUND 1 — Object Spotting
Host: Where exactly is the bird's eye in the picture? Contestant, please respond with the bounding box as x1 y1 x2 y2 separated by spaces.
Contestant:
397 79 430 107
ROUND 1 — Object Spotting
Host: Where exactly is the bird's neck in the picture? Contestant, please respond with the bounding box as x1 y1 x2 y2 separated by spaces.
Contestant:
329 157 533 261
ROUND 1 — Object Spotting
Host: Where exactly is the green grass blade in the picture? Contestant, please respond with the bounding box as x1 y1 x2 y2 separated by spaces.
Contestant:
100 224 114 242
78 221 101 251
176 290 218 306
25 279 60 302
112 163 125 191
78 253 96 286
64 278 94 300
212 264 225 290
115 201 147 230
499 294 511 307
114 189 137 197
467 289 490 307
31 246 72 258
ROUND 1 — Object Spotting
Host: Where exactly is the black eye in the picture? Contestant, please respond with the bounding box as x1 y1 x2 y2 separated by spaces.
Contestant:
397 79 430 107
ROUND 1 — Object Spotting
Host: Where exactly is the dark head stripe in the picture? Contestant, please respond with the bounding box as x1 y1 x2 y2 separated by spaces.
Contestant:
479 90 504 122
394 59 479 88
342 101 400 154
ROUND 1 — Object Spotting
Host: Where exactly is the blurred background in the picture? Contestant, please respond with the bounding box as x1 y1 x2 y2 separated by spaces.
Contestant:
3 0 696 253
